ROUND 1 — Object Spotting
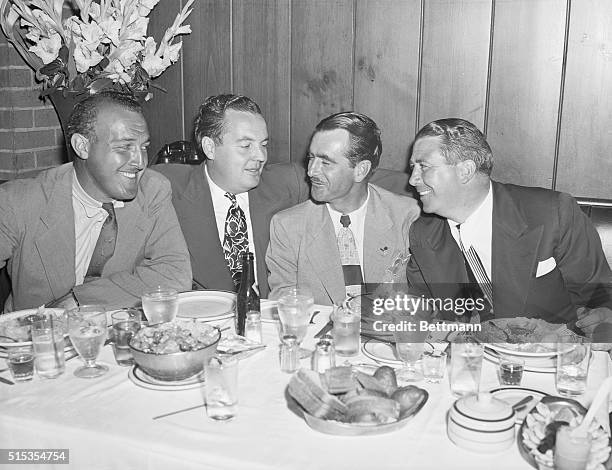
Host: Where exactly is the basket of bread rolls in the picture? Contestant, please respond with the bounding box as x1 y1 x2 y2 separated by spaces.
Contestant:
287 365 428 435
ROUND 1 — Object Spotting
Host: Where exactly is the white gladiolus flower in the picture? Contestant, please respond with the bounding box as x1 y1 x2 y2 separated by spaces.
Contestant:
29 32 61 64
73 37 104 71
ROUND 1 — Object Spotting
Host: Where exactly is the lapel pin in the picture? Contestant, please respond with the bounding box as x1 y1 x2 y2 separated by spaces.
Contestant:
379 246 389 256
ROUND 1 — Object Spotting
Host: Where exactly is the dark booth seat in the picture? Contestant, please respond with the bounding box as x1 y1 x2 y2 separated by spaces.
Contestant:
577 198 612 267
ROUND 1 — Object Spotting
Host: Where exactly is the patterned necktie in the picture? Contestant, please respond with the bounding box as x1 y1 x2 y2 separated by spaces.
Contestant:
337 214 363 298
223 193 249 286
456 224 493 314
85 203 117 280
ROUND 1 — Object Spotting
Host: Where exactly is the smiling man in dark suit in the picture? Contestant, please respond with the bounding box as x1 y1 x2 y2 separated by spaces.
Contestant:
405 118 612 336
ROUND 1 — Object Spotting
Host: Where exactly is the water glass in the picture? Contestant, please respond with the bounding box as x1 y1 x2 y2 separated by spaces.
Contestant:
391 297 431 382
111 309 141 366
498 356 524 386
277 288 314 359
422 351 447 383
554 425 592 470
68 306 108 379
141 287 179 325
331 303 360 356
32 315 65 379
556 335 591 397
204 355 238 421
7 346 34 382
450 334 484 397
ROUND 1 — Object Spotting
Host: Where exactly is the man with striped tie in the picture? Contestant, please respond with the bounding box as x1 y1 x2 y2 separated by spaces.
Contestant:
266 112 420 306
405 118 612 332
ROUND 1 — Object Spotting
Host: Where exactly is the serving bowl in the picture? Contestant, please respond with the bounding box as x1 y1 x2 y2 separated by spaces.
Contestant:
129 323 221 381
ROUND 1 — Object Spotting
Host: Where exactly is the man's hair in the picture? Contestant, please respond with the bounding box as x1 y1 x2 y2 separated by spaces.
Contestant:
415 118 493 175
66 90 143 142
194 94 263 151
314 111 382 174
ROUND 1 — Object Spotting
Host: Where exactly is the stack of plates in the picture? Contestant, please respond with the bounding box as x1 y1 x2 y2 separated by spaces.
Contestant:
176 291 236 322
128 366 205 391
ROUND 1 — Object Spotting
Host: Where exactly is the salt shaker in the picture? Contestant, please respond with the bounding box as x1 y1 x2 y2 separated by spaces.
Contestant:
244 310 262 344
280 335 299 373
311 337 336 374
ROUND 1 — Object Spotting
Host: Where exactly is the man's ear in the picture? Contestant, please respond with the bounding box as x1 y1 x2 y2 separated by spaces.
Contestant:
354 160 372 183
457 159 477 183
201 137 215 160
71 133 90 161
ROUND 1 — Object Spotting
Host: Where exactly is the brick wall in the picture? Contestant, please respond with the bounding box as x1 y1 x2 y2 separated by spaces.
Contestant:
0 34 66 180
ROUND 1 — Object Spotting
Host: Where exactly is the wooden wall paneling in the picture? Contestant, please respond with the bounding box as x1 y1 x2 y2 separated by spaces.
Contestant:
290 0 355 163
182 0 231 145
233 0 291 164
486 0 566 188
555 0 612 199
353 0 421 172
418 0 492 130
143 0 184 157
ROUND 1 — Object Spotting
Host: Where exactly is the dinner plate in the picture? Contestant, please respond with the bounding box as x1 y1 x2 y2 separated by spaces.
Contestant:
361 339 433 366
176 290 236 322
489 387 548 424
260 300 278 323
484 348 555 373
0 308 67 347
128 366 205 391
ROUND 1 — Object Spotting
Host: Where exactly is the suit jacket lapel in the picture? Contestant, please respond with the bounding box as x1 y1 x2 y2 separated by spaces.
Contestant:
491 182 543 316
248 189 270 297
363 188 394 282
182 166 233 290
306 205 345 305
34 170 76 301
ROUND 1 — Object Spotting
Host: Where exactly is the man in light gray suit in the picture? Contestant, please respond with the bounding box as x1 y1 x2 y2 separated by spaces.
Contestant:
266 112 420 306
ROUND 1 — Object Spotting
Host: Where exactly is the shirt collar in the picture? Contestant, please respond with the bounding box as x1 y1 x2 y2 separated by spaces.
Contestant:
72 169 124 218
447 182 493 232
326 188 370 222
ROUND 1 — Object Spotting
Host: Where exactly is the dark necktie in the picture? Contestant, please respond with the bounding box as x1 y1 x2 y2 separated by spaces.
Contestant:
456 224 493 313
85 203 117 280
223 193 249 286
337 214 363 297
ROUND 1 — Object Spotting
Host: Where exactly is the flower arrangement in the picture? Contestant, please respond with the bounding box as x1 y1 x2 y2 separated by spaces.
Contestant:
0 0 194 98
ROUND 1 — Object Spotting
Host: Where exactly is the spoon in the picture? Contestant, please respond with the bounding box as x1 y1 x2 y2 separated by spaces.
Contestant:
511 395 533 411
572 376 612 437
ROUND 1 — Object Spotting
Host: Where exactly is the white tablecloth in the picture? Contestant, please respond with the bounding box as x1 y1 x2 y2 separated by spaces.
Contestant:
1 307 610 470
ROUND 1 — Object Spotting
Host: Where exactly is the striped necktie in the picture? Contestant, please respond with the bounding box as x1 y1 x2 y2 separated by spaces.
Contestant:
337 215 363 298
456 224 493 310
85 203 117 280
223 193 249 286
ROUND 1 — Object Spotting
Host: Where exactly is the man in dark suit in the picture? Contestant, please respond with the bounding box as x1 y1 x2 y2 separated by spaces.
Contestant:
405 118 612 335
155 95 310 297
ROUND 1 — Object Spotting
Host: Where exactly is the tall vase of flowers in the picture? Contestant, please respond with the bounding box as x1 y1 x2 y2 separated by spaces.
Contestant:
1 0 194 160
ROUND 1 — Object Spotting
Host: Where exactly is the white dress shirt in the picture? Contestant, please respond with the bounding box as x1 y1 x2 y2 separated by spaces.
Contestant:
72 170 124 285
326 190 370 277
448 182 493 279
205 165 258 285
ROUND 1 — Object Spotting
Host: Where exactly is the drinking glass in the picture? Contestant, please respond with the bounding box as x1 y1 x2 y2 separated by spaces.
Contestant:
450 334 484 397
111 309 141 366
498 356 524 386
556 335 591 397
7 346 34 382
68 306 108 378
331 302 360 356
141 287 179 325
422 351 447 383
277 288 314 358
204 355 238 421
32 315 65 379
391 296 431 382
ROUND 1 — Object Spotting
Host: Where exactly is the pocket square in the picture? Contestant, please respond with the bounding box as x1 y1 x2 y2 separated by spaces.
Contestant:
536 257 556 277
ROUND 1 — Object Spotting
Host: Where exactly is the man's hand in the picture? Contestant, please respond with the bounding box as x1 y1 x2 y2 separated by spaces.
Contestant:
576 306 612 351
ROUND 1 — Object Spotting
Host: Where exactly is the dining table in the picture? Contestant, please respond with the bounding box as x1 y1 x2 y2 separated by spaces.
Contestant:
1 304 610 470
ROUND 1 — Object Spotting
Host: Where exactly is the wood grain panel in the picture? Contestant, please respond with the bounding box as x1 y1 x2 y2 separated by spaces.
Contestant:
487 0 566 188
419 0 491 130
233 0 291 164
142 0 183 157
290 0 354 163
182 0 231 145
556 0 612 198
353 0 421 171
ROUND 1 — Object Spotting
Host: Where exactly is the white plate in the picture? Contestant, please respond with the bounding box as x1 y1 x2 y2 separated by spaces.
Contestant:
361 339 433 366
128 366 205 391
484 349 555 373
0 308 66 347
260 300 278 323
486 342 558 358
489 387 548 424
176 290 236 322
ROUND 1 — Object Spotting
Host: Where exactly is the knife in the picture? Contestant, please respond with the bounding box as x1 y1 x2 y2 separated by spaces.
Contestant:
0 375 14 385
